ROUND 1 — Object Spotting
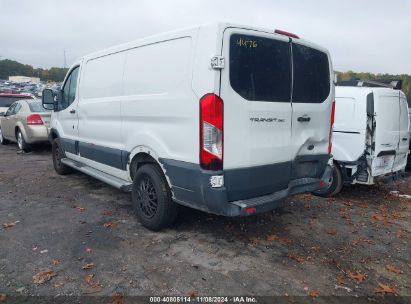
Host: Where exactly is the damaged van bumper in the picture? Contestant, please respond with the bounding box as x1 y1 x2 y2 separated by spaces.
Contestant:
160 158 333 217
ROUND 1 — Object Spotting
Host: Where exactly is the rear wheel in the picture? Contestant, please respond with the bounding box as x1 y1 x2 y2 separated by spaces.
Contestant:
16 129 30 152
132 164 178 231
313 164 344 197
52 138 73 175
0 128 9 145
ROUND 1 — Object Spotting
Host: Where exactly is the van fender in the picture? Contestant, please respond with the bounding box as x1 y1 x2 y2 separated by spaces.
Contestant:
127 144 173 190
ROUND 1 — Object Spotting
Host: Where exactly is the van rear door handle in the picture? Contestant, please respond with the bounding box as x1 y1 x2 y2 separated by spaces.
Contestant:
70 109 76 114
298 116 311 123
403 138 408 142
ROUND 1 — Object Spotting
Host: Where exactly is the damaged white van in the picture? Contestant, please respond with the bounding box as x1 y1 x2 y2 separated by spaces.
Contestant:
316 80 410 197
42 23 335 230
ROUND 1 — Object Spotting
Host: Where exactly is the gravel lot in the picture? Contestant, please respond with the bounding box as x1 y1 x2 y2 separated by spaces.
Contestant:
0 143 410 302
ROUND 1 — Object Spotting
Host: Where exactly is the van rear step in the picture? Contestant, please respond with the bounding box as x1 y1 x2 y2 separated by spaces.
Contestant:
61 158 132 192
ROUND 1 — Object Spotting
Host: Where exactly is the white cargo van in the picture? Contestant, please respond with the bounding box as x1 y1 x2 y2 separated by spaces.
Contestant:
316 80 410 196
42 23 335 230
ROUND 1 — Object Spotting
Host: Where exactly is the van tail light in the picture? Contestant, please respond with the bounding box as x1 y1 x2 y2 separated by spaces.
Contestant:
27 114 44 125
328 101 336 155
200 94 223 171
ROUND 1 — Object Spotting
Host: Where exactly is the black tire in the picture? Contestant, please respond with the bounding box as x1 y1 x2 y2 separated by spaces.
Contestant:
16 129 31 152
52 138 73 175
0 127 9 145
313 164 344 197
132 164 178 231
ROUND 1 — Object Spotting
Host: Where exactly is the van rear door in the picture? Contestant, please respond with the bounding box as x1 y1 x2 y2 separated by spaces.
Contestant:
371 90 408 175
220 28 293 201
394 93 410 171
290 41 333 179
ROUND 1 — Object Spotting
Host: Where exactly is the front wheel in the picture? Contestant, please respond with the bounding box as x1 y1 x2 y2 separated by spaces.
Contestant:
313 164 344 197
16 129 30 152
52 138 73 175
132 164 178 231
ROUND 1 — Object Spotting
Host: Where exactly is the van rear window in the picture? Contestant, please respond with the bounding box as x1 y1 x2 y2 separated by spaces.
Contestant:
229 34 330 104
230 34 291 102
292 44 330 103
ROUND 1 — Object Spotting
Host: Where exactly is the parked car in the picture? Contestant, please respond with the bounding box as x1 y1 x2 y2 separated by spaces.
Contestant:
0 93 34 113
42 23 335 231
0 99 51 152
317 80 410 196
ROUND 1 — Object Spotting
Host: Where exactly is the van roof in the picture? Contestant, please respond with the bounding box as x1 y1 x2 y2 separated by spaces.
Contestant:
74 22 329 66
336 86 406 99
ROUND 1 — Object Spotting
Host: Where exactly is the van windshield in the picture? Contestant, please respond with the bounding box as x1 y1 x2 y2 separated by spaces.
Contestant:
229 34 330 103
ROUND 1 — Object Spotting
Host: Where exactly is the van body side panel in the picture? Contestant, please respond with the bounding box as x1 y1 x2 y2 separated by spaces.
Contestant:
77 51 126 174
121 37 198 165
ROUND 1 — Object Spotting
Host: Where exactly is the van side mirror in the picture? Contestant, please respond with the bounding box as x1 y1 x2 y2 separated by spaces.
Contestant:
42 89 61 111
0 112 5 117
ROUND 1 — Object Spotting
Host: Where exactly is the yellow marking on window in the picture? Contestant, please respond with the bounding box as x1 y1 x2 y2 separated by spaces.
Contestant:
236 38 258 48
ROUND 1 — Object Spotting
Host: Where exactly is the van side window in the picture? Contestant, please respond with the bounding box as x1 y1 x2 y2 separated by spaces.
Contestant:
292 44 330 103
230 34 291 102
61 66 80 110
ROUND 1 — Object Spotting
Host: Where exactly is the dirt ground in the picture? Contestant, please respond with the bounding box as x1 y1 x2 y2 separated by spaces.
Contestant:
0 143 410 302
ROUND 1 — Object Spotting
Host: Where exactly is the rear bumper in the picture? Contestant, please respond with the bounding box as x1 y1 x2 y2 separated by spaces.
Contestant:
160 158 332 217
24 125 49 144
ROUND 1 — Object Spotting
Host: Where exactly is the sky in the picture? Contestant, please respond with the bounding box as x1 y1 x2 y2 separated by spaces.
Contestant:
0 0 410 74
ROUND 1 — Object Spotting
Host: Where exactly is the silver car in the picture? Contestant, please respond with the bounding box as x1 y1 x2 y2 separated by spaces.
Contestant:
0 99 51 152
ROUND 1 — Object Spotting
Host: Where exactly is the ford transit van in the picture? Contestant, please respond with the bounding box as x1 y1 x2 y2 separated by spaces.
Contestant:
42 23 334 230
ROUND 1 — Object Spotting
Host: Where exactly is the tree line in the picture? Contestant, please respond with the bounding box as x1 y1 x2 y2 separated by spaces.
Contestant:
0 59 68 82
0 59 410 104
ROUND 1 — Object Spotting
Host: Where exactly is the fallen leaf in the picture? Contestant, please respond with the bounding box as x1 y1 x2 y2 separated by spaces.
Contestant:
84 274 94 285
325 228 337 236
32 270 56 285
111 294 124 304
266 234 292 244
344 201 353 207
2 223 15 229
336 276 344 286
188 291 198 298
54 282 63 288
85 248 92 253
76 207 86 212
304 203 311 209
287 253 305 264
348 271 366 283
396 229 403 239
82 263 96 270
386 265 402 274
309 290 320 298
374 283 397 295
103 211 113 216
103 222 117 229
0 294 6 302
52 260 60 266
